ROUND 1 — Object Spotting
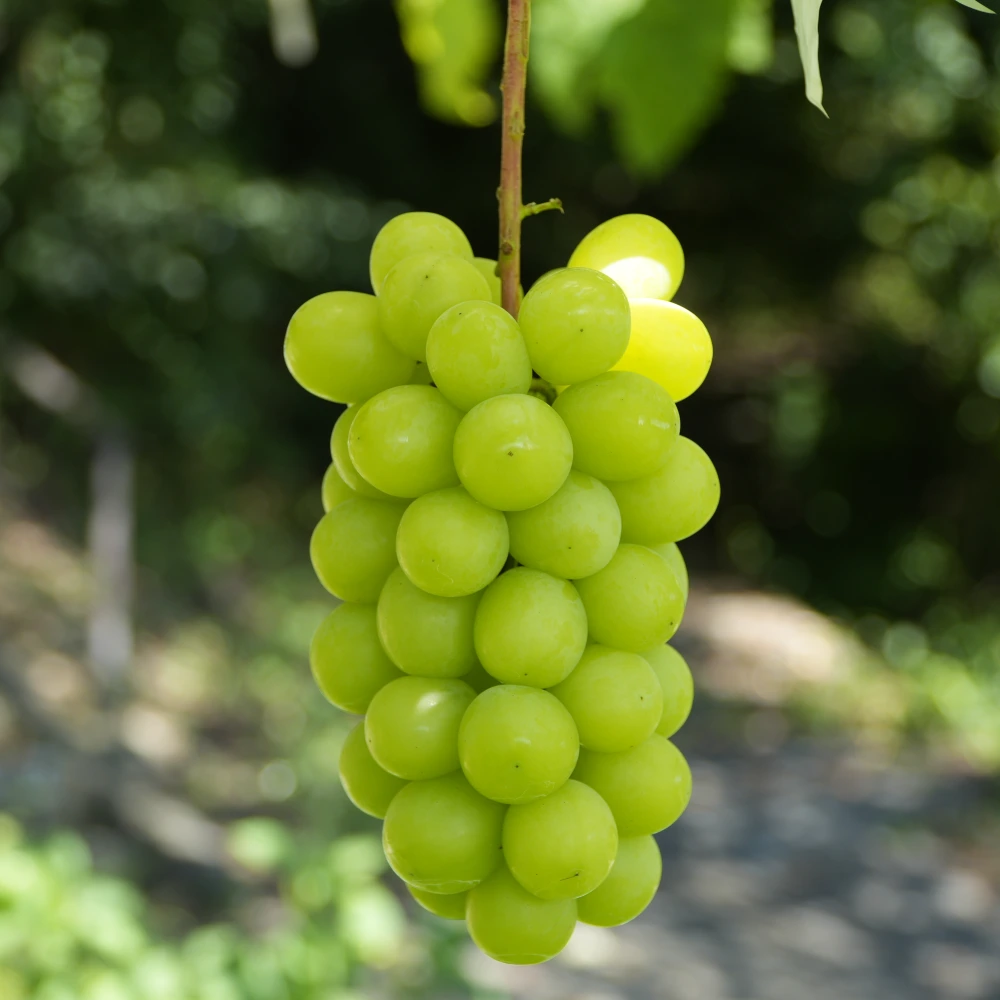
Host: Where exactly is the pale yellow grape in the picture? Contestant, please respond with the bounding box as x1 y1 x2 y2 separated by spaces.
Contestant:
577 836 661 927
285 291 415 403
608 436 720 544
409 885 468 920
651 541 689 600
348 385 461 497
574 736 691 836
330 406 396 500
641 644 693 739
382 772 504 893
474 568 587 687
506 470 621 580
473 256 502 305
365 675 475 780
569 214 684 301
309 603 403 714
425 301 532 411
377 567 479 677
453 393 572 511
369 211 473 295
338 720 407 818
396 487 508 597
503 780 617 900
321 463 355 513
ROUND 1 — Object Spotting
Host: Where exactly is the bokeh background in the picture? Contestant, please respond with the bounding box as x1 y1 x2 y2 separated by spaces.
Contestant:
2 0 999 998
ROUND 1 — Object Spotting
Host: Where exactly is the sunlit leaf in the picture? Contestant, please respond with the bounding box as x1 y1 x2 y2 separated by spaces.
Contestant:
953 0 994 12
268 0 318 67
728 0 774 75
791 0 826 115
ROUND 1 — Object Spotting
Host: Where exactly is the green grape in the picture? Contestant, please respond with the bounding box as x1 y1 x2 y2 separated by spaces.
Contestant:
365 675 475 780
285 291 415 403
321 463 355 513
348 385 462 497
641 644 693 739
460 659 499 693
409 360 434 385
378 253 491 362
330 406 396 500
408 885 468 920
425 301 532 412
396 487 509 597
553 371 680 482
574 735 691 836
377 567 479 677
517 268 630 385
473 256 502 306
370 212 474 295
577 836 661 927
310 497 404 602
458 685 579 804
310 603 403 714
474 568 587 687
607 437 720 544
550 645 663 752
338 720 407 818
651 541 689 601
568 214 685 301
467 865 577 965
453 394 573 511
613 299 712 402
382 772 505 893
503 780 617 900
506 470 621 580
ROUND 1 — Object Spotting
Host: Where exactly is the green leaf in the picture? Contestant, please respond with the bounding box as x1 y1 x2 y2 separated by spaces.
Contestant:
728 0 775 75
953 0 994 12
791 0 826 115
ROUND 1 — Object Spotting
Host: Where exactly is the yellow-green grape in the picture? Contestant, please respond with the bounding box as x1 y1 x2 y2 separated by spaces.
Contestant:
310 603 403 714
553 371 679 482
608 437 720 544
365 675 475 780
473 256 502 306
408 885 468 920
377 567 480 677
382 772 505 893
517 268 630 385
458 685 579 804
640 644 693 739
474 568 587 687
577 836 661 927
309 497 404 602
613 300 712 402
330 406 396 500
575 544 685 652
321 463 355 513
410 360 434 385
285 291 415 403
502 780 617 900
348 385 462 497
568 214 684 301
425 301 532 411
550 645 663 753
651 541 689 601
396 487 509 597
369 211 474 295
574 736 691 836
453 393 573 511
338 720 407 818
378 253 491 362
460 659 499 693
505 471 621 580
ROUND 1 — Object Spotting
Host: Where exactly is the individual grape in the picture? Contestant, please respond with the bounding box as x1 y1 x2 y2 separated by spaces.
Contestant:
378 253 491 362
396 487 508 597
577 836 662 927
651 541 689 601
575 543 684 652
409 885 468 920
348 385 462 497
321 463 355 513
310 603 403 714
330 406 396 500
453 394 573 511
338 720 407 818
506 471 621 580
607 437 720 544
377 567 479 678
553 371 679 482
466 865 577 965
550 645 663 752
641 644 693 739
369 212 474 295
517 268 630 385
382 772 504 893
573 736 691 836
503 780 617 900
285 291 415 403
458 686 579 804
310 497 404 602
613 300 712 402
425 301 532 411
568 214 685 301
473 257 502 306
365 676 475 780
460 659 499 693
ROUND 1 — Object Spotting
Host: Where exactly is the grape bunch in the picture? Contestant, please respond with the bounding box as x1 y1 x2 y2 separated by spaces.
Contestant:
284 211 719 965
